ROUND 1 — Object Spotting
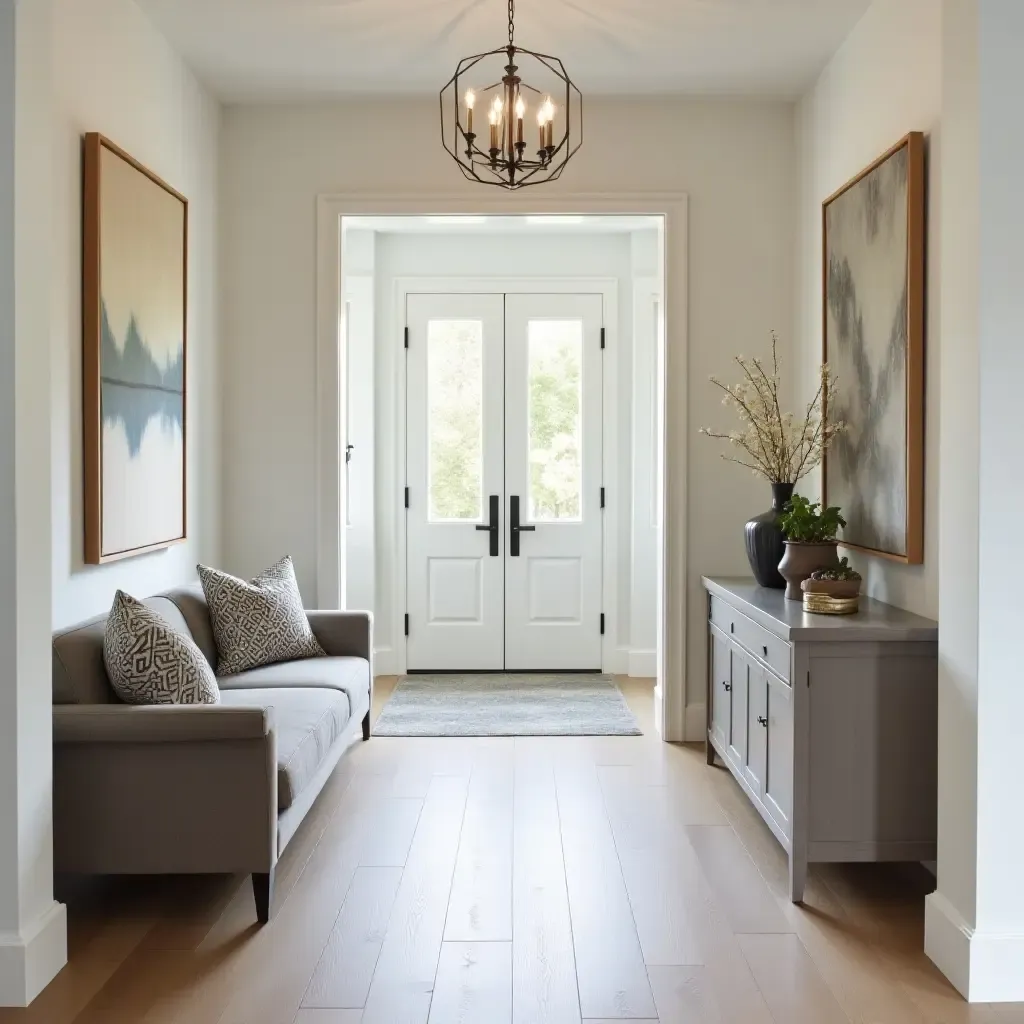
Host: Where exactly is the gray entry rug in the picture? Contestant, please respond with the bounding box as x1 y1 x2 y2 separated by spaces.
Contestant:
373 674 642 737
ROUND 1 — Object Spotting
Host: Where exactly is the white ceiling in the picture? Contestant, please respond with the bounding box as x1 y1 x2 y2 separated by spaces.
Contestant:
137 0 870 103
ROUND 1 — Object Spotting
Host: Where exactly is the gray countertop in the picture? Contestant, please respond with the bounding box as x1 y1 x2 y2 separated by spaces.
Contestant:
702 577 938 642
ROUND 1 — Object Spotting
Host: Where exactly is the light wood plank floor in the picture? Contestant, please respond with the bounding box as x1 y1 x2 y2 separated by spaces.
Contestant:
3 677 1019 1023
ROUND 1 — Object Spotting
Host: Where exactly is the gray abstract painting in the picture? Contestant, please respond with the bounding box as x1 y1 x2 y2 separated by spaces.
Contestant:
824 136 923 560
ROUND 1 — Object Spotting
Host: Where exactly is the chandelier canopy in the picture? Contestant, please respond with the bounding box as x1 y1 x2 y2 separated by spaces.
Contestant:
439 0 583 190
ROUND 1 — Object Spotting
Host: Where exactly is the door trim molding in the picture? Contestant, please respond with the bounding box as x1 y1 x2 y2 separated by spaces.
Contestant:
393 277 618 677
316 192 688 741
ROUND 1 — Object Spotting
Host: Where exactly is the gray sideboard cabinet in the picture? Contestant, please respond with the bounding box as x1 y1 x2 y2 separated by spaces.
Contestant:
702 577 938 902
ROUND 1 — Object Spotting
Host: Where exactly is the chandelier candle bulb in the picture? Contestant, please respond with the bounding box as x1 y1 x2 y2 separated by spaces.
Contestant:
465 89 475 135
515 95 525 146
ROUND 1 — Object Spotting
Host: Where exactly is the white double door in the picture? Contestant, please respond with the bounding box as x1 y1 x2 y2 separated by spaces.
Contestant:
406 292 604 671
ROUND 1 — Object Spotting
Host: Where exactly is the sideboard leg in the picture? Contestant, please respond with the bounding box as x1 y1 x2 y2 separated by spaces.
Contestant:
705 740 716 766
788 853 807 903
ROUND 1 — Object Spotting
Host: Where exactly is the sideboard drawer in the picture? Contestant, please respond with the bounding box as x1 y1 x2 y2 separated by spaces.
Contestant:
710 596 791 683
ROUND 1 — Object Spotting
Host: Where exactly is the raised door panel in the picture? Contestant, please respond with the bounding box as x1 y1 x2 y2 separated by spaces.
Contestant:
744 660 768 798
764 672 793 837
728 646 749 768
710 629 731 751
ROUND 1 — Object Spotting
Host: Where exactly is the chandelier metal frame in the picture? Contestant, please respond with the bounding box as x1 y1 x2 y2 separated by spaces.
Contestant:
439 0 583 190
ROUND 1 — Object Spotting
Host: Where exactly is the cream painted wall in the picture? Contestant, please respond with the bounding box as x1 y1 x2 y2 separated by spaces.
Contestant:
794 0 942 618
49 0 221 628
220 97 795 705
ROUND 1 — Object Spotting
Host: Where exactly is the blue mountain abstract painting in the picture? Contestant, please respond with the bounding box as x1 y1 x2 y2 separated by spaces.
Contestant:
100 299 183 458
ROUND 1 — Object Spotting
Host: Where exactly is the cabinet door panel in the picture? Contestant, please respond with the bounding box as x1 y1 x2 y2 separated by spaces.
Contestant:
710 630 731 750
764 672 793 836
743 660 767 798
728 648 748 767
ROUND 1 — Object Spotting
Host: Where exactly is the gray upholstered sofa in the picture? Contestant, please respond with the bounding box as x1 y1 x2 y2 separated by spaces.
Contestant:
50 584 372 923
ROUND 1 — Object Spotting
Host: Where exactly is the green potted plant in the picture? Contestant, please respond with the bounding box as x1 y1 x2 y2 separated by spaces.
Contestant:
776 495 844 599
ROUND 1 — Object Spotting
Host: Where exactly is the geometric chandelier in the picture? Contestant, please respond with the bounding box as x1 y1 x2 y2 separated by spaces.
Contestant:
439 0 583 189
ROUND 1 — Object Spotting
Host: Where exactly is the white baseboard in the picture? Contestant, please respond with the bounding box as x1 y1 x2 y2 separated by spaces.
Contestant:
684 701 706 743
0 901 67 1007
925 891 1024 1001
627 648 657 677
373 646 398 677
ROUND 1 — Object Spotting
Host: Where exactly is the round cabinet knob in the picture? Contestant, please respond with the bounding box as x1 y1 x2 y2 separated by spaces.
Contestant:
723 682 732 692
757 715 768 727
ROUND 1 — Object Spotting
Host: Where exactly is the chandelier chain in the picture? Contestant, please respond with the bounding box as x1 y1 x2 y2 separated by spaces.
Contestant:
508 0 514 47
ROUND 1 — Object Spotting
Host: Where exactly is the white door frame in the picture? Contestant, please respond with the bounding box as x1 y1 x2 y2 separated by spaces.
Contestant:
393 277 618 676
316 192 687 741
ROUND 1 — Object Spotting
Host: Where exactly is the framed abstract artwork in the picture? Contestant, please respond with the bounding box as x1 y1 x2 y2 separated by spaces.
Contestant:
822 131 925 564
83 133 188 564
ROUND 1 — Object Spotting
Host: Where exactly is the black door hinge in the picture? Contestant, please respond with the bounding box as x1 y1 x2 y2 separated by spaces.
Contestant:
404 486 409 509
600 486 606 509
404 613 409 636
404 326 409 349
600 327 606 349
600 613 605 635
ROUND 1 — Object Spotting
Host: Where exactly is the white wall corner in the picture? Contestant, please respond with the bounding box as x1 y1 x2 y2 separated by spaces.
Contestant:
373 645 397 677
926 891 1024 1003
627 648 657 678
684 700 706 743
605 645 628 675
0 902 67 1007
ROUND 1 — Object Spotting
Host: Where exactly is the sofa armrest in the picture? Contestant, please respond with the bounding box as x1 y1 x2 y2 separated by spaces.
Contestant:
53 703 272 744
306 609 372 661
52 705 277 876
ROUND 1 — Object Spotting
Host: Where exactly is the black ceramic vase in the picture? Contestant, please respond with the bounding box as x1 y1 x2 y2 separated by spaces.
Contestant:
744 482 794 589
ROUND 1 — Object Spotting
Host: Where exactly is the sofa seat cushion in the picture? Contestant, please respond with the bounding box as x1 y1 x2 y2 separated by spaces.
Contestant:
219 687 351 811
217 656 368 711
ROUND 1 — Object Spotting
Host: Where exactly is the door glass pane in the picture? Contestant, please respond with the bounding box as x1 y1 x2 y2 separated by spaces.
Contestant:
428 319 484 521
528 319 583 521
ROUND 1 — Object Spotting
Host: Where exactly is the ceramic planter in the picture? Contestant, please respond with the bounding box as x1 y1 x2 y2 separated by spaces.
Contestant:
778 540 840 600
801 577 861 600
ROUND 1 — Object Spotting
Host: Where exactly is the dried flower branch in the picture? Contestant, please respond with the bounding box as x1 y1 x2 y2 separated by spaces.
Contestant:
699 332 843 485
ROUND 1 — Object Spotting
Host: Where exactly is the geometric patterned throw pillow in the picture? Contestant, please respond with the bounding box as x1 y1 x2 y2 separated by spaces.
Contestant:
103 590 220 705
197 555 325 676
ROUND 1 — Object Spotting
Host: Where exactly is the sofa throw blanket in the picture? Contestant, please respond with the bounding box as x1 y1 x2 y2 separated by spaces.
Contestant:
104 590 220 705
198 555 325 675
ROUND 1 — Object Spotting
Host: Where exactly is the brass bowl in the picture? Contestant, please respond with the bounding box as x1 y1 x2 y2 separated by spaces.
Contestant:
803 593 859 616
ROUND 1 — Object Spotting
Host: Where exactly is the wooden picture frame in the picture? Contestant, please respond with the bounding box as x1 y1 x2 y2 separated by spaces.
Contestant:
822 131 925 564
83 133 188 564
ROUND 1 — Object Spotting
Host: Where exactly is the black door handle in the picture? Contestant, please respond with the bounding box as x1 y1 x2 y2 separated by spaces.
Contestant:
474 495 499 556
509 495 535 556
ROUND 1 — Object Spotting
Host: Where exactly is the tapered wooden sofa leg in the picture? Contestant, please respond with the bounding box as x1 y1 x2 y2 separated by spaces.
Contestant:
253 868 275 924
362 710 371 741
